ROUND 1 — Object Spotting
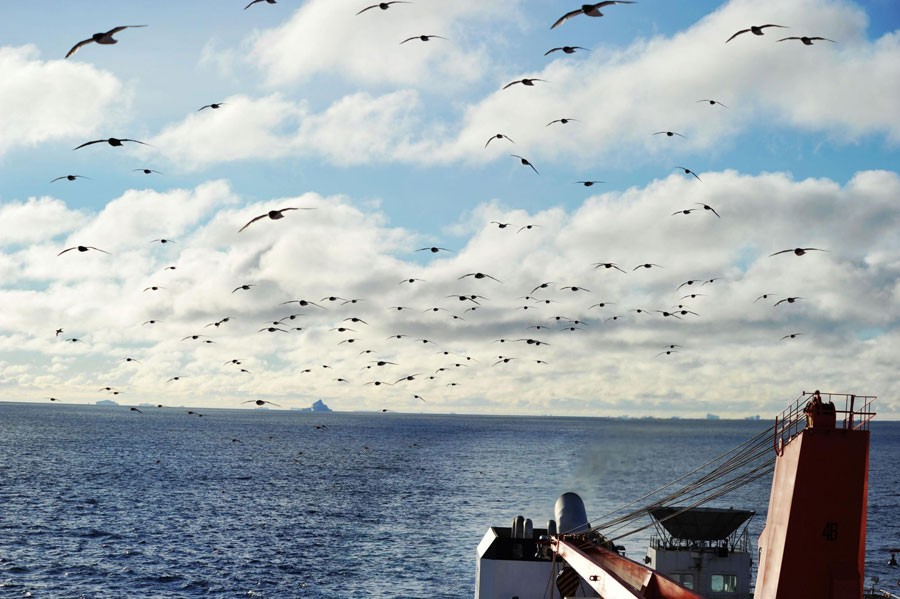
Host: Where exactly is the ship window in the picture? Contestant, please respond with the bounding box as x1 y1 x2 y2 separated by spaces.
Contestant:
711 574 737 592
675 573 694 589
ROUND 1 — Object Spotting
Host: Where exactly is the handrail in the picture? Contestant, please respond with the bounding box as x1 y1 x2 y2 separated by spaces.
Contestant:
772 391 876 454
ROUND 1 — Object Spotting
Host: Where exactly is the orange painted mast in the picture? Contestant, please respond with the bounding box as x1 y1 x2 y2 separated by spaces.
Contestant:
754 391 875 599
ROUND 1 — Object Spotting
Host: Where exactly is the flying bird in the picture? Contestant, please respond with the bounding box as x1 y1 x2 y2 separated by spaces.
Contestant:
551 2 636 30
725 24 788 43
356 2 410 15
674 166 701 181
65 25 147 59
502 78 546 90
697 99 728 108
778 36 836 45
416 246 452 253
239 207 311 232
545 46 588 56
485 133 514 148
696 203 720 217
460 272 501 282
243 399 281 407
654 131 685 138
511 155 539 174
244 0 276 9
198 102 226 111
58 245 109 256
770 247 827 257
400 35 446 44
781 333 803 340
577 180 604 186
51 175 90 183
547 118 579 126
774 297 803 306
73 137 150 150
133 168 162 174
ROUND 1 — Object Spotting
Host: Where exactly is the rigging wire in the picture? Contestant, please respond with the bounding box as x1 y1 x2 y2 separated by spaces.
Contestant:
582 400 810 539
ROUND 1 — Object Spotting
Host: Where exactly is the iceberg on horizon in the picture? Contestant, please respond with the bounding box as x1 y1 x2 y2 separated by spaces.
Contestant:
293 399 332 413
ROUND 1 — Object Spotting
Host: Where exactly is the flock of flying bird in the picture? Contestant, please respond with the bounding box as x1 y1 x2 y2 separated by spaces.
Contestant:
39 1 840 414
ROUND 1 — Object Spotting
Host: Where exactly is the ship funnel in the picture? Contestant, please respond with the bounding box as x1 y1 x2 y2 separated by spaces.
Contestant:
555 492 589 534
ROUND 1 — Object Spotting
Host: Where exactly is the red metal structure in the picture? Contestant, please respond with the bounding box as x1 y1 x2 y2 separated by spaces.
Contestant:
754 392 875 599
545 391 875 599
551 537 704 598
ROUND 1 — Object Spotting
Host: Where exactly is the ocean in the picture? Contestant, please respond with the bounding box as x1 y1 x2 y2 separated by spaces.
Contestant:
1 402 897 598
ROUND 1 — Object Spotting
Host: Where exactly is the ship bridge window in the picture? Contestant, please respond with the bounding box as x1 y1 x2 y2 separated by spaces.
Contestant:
711 574 738 592
673 573 694 589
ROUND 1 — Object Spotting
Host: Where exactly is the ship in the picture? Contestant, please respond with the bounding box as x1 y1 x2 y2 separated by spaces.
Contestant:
475 391 882 598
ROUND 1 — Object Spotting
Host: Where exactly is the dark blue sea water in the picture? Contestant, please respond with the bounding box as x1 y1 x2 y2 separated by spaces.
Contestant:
1 403 897 598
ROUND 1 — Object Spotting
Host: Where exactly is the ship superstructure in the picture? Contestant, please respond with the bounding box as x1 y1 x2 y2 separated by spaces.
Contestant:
475 391 876 599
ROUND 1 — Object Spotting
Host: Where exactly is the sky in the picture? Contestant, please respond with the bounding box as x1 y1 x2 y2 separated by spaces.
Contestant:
0 0 898 418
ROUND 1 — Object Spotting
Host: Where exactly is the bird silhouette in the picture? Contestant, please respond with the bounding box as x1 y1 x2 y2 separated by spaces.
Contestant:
654 131 685 138
400 35 446 44
503 78 547 90
51 175 90 183
239 208 311 232
511 155 539 174
674 166 702 181
696 203 720 217
774 297 803 306
770 247 827 257
245 0 276 10
460 272 501 282
199 102 226 111
545 46 588 56
778 36 836 45
356 2 411 15
58 245 109 256
697 99 727 108
243 399 281 407
725 24 788 43
65 25 147 59
551 2 636 29
73 137 149 150
485 133 514 148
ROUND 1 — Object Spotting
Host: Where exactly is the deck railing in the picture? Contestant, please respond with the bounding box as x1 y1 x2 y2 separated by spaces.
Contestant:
773 392 876 455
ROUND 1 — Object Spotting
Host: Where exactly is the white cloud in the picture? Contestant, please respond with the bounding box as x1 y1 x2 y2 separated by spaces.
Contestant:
147 95 304 169
441 0 900 165
1 170 898 417
143 0 900 172
0 196 87 246
247 0 519 89
0 45 129 156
